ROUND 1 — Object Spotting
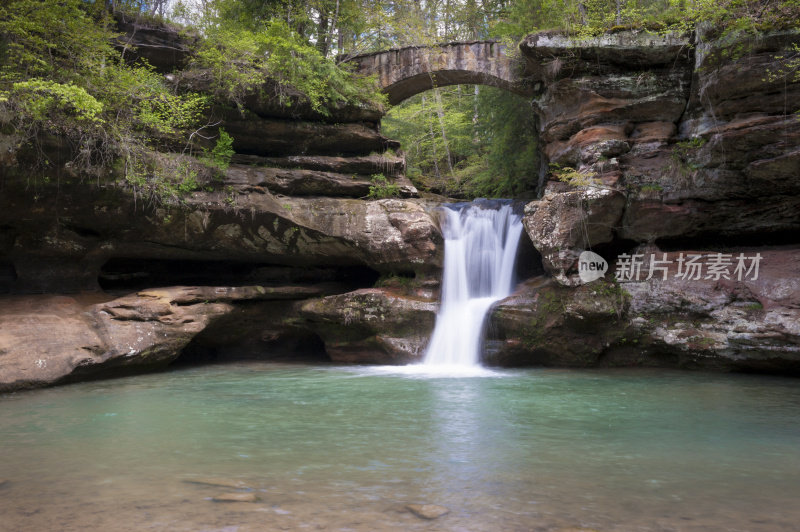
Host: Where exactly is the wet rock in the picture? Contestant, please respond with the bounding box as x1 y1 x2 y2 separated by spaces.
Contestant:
212 493 259 503
490 246 800 373
523 186 625 284
299 288 438 364
487 277 627 367
405 504 450 520
0 286 326 392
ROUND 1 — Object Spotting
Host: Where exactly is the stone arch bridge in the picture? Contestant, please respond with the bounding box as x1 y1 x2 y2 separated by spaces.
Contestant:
348 41 532 105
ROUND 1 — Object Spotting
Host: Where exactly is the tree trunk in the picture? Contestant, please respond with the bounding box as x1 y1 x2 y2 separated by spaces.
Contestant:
423 95 442 184
577 0 588 25
328 0 340 58
432 88 454 177
317 6 330 56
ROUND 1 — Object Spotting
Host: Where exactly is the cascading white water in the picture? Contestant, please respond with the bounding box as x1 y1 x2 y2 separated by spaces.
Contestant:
424 201 524 367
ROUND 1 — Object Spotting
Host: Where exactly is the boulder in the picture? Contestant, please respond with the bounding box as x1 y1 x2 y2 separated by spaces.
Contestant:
523 185 625 284
488 246 800 373
487 277 627 367
184 478 252 490
299 288 438 363
211 493 259 503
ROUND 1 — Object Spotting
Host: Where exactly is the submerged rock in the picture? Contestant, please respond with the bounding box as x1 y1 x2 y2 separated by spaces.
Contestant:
405 504 450 520
211 493 259 503
183 478 252 490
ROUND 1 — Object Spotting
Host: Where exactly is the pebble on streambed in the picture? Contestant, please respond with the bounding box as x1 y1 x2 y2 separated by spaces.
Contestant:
183 478 252 490
405 504 450 520
211 492 260 503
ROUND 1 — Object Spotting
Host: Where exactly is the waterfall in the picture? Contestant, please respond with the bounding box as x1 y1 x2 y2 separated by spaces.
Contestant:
424 200 524 367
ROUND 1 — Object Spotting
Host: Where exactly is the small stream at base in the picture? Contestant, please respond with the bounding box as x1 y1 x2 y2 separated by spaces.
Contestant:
2 363 800 532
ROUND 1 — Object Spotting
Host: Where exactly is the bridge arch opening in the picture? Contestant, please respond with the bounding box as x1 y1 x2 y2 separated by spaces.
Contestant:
381 83 542 200
383 70 526 106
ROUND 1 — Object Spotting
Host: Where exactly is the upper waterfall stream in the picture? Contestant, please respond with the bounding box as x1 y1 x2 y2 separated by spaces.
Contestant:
424 200 523 367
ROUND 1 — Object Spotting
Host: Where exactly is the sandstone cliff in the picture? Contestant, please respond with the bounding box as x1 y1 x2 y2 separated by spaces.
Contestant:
2 23 799 391
490 28 800 373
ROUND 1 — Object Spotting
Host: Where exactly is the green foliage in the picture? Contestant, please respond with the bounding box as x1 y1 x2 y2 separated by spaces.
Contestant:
383 85 539 199
8 80 103 123
549 163 600 187
670 136 707 173
192 25 268 109
367 173 401 198
122 153 206 205
192 18 386 114
0 0 214 205
201 129 235 173
765 43 800 118
595 280 630 320
639 183 664 192
0 0 114 84
486 0 800 40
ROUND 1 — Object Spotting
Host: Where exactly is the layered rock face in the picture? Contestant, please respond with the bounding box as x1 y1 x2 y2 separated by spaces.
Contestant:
491 28 800 372
0 21 444 391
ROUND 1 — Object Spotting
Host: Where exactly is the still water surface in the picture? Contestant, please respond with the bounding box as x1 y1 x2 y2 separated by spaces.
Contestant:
1 363 799 531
